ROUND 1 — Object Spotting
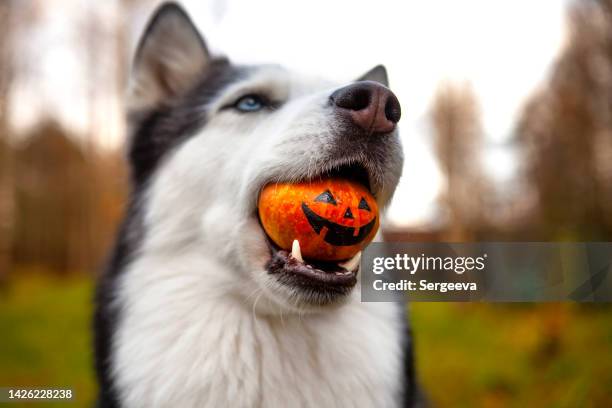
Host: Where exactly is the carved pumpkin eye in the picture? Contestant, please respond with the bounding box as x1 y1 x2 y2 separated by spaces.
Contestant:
358 197 371 211
315 189 337 205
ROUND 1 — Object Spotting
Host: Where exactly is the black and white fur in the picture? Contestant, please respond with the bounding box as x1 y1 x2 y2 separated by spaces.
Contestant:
95 3 417 407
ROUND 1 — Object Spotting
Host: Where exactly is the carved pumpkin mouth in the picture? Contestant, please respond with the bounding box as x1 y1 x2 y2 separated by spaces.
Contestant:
301 202 377 246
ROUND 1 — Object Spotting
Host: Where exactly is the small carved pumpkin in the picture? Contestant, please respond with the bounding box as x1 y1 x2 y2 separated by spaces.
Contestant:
258 179 379 261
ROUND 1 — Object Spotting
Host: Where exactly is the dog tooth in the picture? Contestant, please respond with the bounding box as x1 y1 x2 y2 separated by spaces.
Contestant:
339 251 361 272
291 239 304 263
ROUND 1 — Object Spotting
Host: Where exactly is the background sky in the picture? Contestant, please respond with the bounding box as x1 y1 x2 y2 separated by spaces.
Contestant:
10 0 570 227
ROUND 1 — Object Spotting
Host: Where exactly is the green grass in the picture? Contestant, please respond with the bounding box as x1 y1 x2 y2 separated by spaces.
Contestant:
0 275 95 407
0 275 611 407
411 303 612 407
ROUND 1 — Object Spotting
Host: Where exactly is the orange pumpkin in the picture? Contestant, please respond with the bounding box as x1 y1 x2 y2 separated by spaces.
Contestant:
258 179 379 261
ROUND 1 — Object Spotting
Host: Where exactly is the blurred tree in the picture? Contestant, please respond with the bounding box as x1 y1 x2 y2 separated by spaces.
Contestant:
516 0 612 239
431 83 490 240
11 119 127 275
13 120 93 273
0 2 136 275
0 1 15 282
74 1 148 273
0 1 15 114
0 0 43 278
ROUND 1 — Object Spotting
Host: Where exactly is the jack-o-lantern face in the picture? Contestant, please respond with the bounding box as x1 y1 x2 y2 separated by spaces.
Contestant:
258 179 379 261
301 189 377 246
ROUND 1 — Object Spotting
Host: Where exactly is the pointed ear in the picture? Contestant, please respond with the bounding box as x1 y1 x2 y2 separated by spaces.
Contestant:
357 65 389 87
128 2 210 111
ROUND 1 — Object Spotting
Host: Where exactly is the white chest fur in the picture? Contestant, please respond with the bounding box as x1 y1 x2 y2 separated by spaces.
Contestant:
112 252 405 408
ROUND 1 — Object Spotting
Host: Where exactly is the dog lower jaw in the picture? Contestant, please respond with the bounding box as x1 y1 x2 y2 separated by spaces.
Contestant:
264 238 361 305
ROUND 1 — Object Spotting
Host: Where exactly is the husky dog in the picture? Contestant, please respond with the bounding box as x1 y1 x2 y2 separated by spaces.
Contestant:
95 2 417 407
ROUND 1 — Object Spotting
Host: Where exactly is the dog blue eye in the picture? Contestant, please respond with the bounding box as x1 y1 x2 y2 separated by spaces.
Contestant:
234 95 265 112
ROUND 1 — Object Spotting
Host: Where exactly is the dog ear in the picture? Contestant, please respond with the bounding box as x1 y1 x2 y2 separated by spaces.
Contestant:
357 65 389 87
128 2 210 111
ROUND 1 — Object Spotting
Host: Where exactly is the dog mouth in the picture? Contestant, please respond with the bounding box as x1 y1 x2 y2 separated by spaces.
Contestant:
257 162 372 300
264 239 360 297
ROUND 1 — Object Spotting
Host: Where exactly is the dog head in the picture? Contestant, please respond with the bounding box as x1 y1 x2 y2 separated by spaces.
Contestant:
127 2 403 313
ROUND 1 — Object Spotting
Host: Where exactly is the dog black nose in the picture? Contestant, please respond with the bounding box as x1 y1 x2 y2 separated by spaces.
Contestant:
330 81 401 133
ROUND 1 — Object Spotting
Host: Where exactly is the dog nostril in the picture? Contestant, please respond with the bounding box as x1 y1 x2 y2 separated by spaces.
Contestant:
384 94 401 124
349 89 371 111
331 86 372 111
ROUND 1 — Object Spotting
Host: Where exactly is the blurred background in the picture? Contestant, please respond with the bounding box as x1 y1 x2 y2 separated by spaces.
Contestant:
1 0 611 406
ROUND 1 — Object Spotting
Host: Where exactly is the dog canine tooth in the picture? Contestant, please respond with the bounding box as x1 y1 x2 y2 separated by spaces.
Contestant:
291 239 304 263
339 251 361 272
